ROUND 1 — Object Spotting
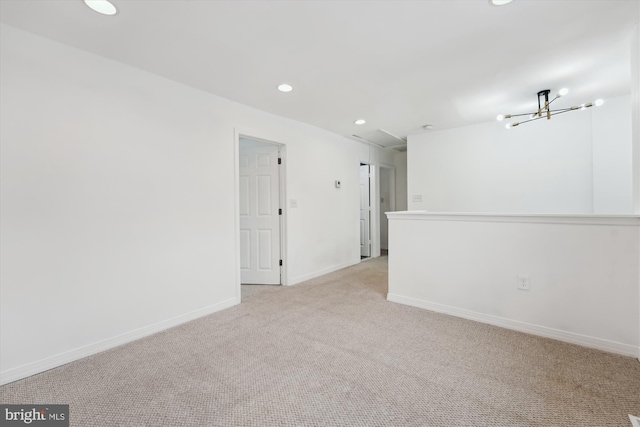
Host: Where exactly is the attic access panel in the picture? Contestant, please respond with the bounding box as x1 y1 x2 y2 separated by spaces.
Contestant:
353 129 407 150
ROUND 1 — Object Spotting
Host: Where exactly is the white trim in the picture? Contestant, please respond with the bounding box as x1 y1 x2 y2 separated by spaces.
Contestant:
387 293 638 357
288 259 359 286
386 211 640 226
278 146 288 286
234 129 242 302
0 297 239 386
359 162 375 258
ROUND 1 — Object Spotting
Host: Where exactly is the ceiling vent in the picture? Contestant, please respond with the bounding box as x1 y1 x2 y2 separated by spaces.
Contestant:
352 129 407 151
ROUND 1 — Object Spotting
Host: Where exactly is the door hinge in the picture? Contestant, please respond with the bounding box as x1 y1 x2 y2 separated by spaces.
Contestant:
279 260 283 266
278 208 282 215
278 158 282 165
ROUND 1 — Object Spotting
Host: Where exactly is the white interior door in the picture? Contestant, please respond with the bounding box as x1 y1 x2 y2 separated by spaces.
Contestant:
239 141 280 284
360 164 371 257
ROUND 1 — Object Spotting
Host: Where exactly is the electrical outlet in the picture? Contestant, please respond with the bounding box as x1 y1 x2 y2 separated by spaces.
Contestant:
412 194 422 202
517 275 531 291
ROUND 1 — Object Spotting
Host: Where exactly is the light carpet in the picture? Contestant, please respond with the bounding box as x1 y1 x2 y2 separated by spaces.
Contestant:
1 256 639 426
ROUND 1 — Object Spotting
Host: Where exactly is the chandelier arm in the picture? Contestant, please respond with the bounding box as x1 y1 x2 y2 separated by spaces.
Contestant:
506 107 573 120
507 112 539 118
549 108 585 117
511 115 547 126
547 95 561 106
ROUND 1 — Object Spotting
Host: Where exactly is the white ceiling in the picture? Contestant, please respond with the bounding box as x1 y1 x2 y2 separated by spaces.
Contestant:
1 0 638 145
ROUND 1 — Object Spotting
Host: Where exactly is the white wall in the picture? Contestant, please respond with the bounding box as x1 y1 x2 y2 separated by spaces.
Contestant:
0 24 387 384
592 96 633 213
631 14 640 360
407 96 632 214
379 167 392 250
387 212 640 356
632 17 640 216
394 151 408 211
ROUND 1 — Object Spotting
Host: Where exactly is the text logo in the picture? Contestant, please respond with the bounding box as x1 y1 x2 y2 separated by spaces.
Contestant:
0 405 68 427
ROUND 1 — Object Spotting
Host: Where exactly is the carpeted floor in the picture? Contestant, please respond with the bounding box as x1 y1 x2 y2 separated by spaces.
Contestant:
1 255 639 426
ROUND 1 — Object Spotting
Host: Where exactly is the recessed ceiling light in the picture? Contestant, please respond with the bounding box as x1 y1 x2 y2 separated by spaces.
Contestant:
490 0 513 5
594 99 604 107
84 0 118 15
354 119 366 125
277 84 293 93
422 124 434 130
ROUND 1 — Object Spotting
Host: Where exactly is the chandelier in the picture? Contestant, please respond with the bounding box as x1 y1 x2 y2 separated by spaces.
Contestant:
497 88 603 128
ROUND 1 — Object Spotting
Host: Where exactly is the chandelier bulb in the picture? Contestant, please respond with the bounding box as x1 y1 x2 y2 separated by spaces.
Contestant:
557 88 569 97
594 99 604 107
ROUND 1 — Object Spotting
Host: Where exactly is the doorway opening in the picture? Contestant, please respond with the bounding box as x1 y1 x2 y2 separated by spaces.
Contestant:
360 163 371 259
238 137 285 287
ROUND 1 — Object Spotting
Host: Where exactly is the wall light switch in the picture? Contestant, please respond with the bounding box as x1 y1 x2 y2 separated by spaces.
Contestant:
290 199 298 208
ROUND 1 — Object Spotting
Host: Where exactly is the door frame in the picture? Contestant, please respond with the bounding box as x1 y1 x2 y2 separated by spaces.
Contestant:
359 163 372 258
234 130 288 303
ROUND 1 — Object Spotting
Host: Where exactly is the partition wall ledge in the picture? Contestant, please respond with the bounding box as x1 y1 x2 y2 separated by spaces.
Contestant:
386 211 640 226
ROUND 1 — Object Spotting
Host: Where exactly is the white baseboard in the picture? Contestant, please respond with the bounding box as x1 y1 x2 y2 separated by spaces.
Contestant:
288 259 360 286
0 297 239 386
387 293 638 357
